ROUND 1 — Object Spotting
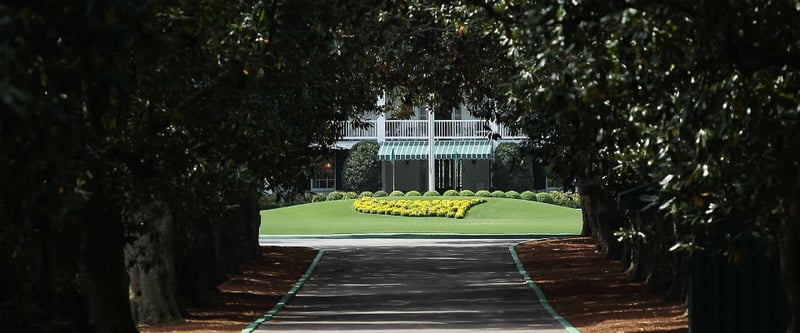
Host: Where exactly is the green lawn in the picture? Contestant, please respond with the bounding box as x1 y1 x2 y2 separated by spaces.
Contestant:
260 197 582 235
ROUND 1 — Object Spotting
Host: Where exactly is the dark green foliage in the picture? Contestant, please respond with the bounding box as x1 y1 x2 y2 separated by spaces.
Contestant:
259 194 280 210
342 141 381 193
492 143 535 191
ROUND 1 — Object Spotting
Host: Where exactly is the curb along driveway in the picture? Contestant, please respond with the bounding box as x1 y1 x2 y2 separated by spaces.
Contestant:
255 238 568 332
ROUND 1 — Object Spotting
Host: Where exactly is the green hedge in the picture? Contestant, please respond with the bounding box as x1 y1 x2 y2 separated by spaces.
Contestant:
312 193 327 202
326 191 344 201
520 191 537 201
536 192 554 204
329 187 579 209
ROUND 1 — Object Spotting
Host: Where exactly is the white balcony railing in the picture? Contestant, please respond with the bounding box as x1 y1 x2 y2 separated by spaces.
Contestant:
340 123 377 140
340 117 525 141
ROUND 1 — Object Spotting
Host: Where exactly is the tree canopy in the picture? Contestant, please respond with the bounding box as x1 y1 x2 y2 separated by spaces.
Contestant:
2 0 385 330
2 0 798 331
485 1 799 328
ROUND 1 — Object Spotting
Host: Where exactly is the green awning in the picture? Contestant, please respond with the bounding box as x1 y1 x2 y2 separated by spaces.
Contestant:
377 140 492 161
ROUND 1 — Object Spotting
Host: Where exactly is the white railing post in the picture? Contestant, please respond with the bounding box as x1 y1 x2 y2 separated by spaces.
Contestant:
428 108 435 192
377 114 386 143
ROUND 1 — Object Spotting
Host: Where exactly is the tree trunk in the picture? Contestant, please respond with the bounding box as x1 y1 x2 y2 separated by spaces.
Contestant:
579 190 593 237
80 199 138 333
781 201 800 333
624 209 689 302
580 184 624 259
175 192 261 307
125 202 183 324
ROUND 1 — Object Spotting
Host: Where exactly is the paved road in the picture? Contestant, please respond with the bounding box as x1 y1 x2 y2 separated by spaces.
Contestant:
255 238 568 332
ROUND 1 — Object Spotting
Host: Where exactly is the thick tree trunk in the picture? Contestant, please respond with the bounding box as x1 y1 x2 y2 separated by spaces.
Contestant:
176 192 261 307
80 200 138 333
624 209 689 302
579 184 625 259
125 202 183 324
579 191 593 237
781 201 800 333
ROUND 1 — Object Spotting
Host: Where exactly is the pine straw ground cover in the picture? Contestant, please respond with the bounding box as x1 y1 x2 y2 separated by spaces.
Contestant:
139 237 687 332
516 237 688 332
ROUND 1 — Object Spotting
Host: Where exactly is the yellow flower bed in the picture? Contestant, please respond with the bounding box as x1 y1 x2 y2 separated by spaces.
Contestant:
352 197 487 219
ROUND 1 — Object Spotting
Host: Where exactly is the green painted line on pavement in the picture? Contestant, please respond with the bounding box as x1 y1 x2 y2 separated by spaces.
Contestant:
509 239 580 333
241 249 326 333
260 233 577 239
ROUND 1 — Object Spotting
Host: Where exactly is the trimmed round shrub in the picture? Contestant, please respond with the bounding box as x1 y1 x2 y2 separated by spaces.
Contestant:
475 190 491 197
359 191 374 198
326 191 344 201
389 190 405 197
423 190 440 196
342 191 359 200
459 189 475 196
490 190 506 198
520 191 537 201
443 189 459 196
405 190 422 196
505 190 521 199
536 192 554 204
374 190 388 197
312 193 328 202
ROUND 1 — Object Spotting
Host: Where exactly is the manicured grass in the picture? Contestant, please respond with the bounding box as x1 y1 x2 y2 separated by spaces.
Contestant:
259 197 581 235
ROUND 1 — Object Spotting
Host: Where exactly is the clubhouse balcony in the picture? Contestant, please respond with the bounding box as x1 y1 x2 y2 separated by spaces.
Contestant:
338 117 525 143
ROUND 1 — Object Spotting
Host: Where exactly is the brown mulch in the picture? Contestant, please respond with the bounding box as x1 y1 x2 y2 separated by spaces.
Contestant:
516 236 688 333
139 238 688 332
138 246 317 333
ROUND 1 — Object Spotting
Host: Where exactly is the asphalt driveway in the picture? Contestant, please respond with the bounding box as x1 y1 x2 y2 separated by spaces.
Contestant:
253 238 569 332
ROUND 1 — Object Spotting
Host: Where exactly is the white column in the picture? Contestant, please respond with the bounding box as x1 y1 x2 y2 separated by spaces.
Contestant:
377 113 386 143
428 108 435 192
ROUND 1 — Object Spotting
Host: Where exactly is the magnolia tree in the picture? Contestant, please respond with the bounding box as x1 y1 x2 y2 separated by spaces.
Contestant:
481 1 799 329
1 0 384 331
